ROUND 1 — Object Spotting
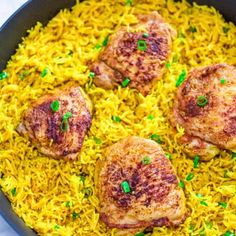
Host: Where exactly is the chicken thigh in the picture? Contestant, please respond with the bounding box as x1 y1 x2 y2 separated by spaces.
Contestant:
174 64 236 160
17 86 92 160
91 11 176 95
95 136 187 230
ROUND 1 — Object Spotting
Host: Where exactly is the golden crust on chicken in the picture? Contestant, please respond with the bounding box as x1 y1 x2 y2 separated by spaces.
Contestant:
95 136 187 230
91 11 176 95
17 86 92 160
174 63 236 159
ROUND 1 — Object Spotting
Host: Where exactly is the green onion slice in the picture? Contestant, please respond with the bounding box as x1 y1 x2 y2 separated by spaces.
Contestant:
197 95 208 107
165 153 172 160
94 136 102 144
150 134 162 144
142 156 151 165
232 152 236 159
50 100 60 112
121 181 131 193
142 33 149 38
196 193 203 197
54 225 60 230
179 180 185 188
0 71 9 80
60 112 73 132
193 155 200 168
186 173 194 181
176 69 187 87
125 0 132 6
112 115 121 122
11 188 16 196
135 233 145 236
121 77 130 87
220 78 227 84
40 68 48 77
147 114 154 120
102 35 109 46
89 71 95 79
218 202 227 208
72 211 80 220
188 26 197 33
223 231 235 236
65 201 72 207
137 39 147 51
200 200 208 206
223 27 230 34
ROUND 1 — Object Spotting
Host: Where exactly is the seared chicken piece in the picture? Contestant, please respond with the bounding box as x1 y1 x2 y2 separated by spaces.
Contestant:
95 136 187 230
174 64 236 160
91 12 176 95
17 86 92 160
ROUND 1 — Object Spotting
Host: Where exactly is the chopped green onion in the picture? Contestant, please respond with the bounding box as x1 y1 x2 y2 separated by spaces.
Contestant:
165 153 172 160
188 26 197 33
200 200 208 206
63 112 72 120
142 33 149 38
11 188 16 196
40 68 48 77
218 202 227 209
60 112 73 132
186 173 194 181
196 193 203 197
223 26 230 34
65 201 72 207
89 71 95 79
179 180 185 188
142 156 151 165
165 62 171 69
150 134 162 144
137 39 147 51
121 181 131 193
54 225 60 230
232 152 236 159
0 71 9 80
50 100 60 113
176 69 187 87
189 224 195 232
197 95 208 107
95 44 102 50
94 136 102 144
102 35 109 46
68 50 73 56
19 70 30 80
224 170 229 178
135 233 145 236
223 231 235 236
220 78 227 84
72 211 80 220
193 155 200 168
147 114 154 120
112 115 121 122
121 77 130 87
125 0 132 6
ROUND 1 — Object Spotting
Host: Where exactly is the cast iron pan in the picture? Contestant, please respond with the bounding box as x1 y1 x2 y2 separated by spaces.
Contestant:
0 0 235 235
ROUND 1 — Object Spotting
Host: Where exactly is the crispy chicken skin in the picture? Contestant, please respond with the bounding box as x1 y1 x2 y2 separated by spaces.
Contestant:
174 64 236 160
95 136 187 230
17 87 92 160
91 12 176 95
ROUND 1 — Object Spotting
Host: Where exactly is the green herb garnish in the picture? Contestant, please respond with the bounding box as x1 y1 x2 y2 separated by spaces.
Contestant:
147 114 154 120
135 233 145 236
60 112 73 132
121 181 131 193
102 35 109 46
165 153 172 160
220 78 227 84
137 39 147 51
89 71 95 79
95 44 102 50
193 155 200 168
223 231 235 236
150 134 162 144
189 26 197 33
200 200 208 206
218 202 227 209
65 201 72 207
186 173 194 181
72 211 80 220
142 33 149 38
231 152 236 159
121 77 130 87
179 180 185 188
142 156 151 165
40 68 48 77
196 193 203 197
197 95 208 107
176 69 187 87
112 115 121 122
50 100 60 113
223 26 230 34
54 224 60 230
11 188 16 196
125 0 132 6
0 71 9 80
19 70 30 80
94 136 102 144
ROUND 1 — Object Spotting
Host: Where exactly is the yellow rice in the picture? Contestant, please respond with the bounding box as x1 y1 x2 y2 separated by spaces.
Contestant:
0 0 236 235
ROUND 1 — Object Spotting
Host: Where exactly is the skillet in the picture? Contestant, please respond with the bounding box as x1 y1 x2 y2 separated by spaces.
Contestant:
0 0 235 235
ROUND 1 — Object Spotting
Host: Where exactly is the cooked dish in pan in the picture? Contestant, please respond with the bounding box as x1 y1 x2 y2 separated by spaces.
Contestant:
0 0 235 235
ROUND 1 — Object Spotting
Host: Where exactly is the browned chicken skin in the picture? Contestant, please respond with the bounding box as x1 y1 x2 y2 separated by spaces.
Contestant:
91 12 176 95
95 136 187 230
17 86 92 160
174 64 236 160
